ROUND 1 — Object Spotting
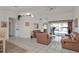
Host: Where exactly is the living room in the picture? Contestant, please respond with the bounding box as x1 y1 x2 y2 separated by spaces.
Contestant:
0 6 79 53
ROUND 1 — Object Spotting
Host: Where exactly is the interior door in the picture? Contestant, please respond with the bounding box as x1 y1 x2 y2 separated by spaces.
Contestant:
9 18 15 37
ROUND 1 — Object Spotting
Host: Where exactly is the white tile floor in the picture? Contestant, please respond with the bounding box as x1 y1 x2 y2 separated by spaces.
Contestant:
7 36 77 53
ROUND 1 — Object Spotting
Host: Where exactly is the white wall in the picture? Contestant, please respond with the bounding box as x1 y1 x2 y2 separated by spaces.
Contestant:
72 7 79 32
48 11 73 21
15 16 49 38
15 16 34 38
0 10 17 39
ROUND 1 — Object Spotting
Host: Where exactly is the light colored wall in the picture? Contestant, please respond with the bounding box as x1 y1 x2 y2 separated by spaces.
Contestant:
48 11 73 21
15 16 34 38
15 14 48 38
0 11 17 39
72 7 79 32
0 16 9 39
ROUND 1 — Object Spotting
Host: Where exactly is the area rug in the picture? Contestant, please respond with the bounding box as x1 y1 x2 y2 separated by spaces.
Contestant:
6 41 27 53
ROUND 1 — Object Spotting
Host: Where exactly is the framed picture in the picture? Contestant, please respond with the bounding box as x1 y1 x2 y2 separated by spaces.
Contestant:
1 21 7 28
25 22 30 26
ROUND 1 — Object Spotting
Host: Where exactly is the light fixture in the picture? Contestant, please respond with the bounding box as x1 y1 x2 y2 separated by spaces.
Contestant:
18 12 34 20
48 6 56 12
26 13 31 16
25 12 34 18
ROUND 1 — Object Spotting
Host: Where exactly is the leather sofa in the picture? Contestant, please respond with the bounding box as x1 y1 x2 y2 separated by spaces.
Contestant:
61 32 79 52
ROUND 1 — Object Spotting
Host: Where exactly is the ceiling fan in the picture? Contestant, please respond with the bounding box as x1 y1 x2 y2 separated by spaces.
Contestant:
48 6 56 12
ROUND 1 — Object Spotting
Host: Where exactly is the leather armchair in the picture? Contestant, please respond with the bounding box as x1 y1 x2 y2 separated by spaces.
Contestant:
36 32 51 45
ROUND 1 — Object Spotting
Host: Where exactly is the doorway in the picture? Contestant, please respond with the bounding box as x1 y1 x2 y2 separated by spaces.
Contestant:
50 22 68 37
9 17 15 37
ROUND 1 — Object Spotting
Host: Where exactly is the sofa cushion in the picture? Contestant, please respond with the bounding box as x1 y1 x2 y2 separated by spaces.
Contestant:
63 39 78 43
71 32 79 41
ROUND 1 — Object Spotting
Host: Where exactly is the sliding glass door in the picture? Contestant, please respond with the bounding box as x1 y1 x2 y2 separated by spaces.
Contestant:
50 22 68 36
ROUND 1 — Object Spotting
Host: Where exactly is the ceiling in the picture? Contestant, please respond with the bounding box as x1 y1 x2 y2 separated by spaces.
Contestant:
0 6 74 20
0 6 73 14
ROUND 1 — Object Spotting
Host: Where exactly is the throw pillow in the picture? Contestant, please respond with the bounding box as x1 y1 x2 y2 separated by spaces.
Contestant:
70 32 76 40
